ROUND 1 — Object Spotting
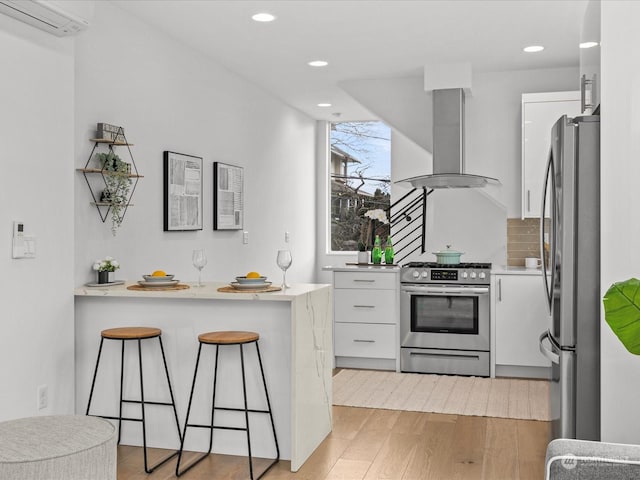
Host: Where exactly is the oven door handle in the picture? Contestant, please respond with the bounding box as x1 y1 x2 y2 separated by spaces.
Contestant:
402 286 489 295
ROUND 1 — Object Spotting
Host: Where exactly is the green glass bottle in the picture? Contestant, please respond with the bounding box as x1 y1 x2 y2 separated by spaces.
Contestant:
384 235 394 264
371 235 382 264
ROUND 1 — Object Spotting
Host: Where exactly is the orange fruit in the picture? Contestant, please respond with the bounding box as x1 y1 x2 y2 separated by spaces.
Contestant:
246 271 261 278
152 270 167 277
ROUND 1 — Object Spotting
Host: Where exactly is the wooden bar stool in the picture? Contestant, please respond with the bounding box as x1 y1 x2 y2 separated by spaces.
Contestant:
175 331 279 479
86 326 182 474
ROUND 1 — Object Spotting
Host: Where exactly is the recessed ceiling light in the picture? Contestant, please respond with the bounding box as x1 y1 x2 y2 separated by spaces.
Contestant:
308 60 328 67
523 45 545 53
580 41 599 49
317 103 332 107
251 13 276 22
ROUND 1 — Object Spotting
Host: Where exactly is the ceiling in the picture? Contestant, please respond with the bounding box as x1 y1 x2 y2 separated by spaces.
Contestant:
113 0 588 122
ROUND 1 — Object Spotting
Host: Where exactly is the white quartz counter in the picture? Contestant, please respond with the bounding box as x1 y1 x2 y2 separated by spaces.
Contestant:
74 282 332 472
491 266 544 275
322 265 399 273
75 281 329 300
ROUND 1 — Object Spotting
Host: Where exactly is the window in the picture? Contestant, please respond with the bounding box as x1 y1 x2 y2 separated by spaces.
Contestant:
329 121 391 252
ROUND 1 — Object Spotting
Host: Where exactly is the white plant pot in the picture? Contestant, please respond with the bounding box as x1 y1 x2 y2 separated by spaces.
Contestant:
357 251 369 264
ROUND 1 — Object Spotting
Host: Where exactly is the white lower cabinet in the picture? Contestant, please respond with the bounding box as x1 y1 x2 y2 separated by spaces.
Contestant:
334 323 396 359
332 269 399 371
492 273 551 376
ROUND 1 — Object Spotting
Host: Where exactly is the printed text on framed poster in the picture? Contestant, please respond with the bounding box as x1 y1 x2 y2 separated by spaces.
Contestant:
213 162 243 230
163 151 203 231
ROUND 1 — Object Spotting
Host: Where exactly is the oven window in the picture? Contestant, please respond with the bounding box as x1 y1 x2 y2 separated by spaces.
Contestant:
411 295 478 334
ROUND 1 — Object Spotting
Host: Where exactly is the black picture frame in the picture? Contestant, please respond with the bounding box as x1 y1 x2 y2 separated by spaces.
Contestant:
213 162 244 230
163 151 203 231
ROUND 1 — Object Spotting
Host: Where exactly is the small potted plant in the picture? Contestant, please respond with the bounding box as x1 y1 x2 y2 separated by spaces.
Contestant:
357 241 369 264
92 256 120 284
95 151 132 236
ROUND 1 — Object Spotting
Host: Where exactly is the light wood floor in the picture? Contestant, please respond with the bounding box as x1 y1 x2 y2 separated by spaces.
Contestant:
117 406 550 480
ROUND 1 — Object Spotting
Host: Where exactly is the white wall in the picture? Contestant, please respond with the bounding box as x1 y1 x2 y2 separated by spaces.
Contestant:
0 17 75 419
74 2 316 287
317 67 578 278
600 1 640 444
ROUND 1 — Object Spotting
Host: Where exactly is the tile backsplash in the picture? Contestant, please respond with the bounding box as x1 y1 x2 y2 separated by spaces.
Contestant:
507 218 549 266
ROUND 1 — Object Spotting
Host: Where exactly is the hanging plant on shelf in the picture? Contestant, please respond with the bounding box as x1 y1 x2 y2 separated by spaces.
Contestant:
95 151 132 236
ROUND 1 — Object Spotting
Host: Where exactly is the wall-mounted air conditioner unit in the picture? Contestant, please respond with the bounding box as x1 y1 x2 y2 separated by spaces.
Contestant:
0 0 93 36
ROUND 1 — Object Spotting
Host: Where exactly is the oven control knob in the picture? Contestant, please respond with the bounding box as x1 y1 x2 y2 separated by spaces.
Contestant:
479 272 486 279
421 271 429 278
412 271 420 279
461 272 468 279
470 272 477 279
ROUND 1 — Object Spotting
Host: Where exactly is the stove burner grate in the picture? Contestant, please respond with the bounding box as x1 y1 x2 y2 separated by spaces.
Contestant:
402 262 492 269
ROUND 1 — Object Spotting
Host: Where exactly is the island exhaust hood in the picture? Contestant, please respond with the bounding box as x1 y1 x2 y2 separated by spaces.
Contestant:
397 88 500 189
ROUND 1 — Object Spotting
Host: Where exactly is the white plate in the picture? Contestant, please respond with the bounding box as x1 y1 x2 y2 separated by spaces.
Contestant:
137 280 180 287
229 281 272 290
235 276 268 284
85 280 125 287
142 274 175 282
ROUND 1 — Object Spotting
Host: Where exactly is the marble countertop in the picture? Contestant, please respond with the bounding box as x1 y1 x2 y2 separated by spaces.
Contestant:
74 282 330 302
322 264 400 272
491 266 545 275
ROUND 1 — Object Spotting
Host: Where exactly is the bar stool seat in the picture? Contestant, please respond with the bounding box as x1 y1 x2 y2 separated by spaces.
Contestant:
176 330 279 479
86 326 182 474
102 327 161 340
198 331 259 344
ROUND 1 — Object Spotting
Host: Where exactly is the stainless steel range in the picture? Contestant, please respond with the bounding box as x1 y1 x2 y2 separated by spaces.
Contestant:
400 262 491 376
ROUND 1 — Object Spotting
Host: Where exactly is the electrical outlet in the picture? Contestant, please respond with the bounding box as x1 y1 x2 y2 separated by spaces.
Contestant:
285 231 290 243
242 231 249 244
37 384 48 410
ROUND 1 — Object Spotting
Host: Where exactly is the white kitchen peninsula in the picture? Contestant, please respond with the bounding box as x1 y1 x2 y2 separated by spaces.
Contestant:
74 282 332 472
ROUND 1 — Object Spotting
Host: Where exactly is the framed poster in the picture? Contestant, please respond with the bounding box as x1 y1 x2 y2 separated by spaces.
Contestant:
163 151 203 231
213 162 244 230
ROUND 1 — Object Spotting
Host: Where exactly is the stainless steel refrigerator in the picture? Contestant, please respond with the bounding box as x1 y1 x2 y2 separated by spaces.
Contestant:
538 114 600 441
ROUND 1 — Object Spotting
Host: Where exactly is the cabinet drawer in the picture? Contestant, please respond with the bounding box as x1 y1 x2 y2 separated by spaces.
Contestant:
334 289 396 324
335 323 396 359
334 271 397 290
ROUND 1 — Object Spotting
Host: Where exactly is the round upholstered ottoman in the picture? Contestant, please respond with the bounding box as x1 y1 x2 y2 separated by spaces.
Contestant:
0 415 117 480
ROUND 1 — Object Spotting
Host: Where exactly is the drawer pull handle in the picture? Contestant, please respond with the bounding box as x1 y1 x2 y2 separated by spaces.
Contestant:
353 279 375 283
353 305 375 309
409 351 480 361
353 339 375 343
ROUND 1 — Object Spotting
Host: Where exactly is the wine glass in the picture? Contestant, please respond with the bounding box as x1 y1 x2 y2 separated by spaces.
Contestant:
276 250 292 289
192 249 207 287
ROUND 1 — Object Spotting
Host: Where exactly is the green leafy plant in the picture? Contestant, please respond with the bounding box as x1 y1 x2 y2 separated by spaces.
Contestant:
95 151 131 236
603 277 640 355
358 241 367 252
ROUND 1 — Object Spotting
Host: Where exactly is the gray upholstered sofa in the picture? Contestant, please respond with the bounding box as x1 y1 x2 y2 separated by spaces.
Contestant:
546 438 640 479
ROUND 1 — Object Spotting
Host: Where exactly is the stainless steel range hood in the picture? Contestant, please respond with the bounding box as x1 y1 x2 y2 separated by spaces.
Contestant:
397 88 500 189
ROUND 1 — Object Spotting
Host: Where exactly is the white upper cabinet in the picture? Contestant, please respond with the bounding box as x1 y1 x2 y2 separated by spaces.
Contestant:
580 0 601 113
521 91 581 219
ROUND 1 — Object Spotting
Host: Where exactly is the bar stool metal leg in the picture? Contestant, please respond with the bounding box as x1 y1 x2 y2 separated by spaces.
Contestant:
86 337 105 416
176 334 280 480
239 343 254 479
118 339 125 444
255 342 280 462
86 329 181 475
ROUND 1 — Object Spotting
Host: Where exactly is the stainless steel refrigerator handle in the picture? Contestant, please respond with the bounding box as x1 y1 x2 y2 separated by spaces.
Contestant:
581 73 587 113
539 331 560 364
540 146 554 314
497 278 502 302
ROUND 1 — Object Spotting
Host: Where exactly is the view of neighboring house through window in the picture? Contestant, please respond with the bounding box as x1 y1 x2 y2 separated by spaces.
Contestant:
329 121 391 252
